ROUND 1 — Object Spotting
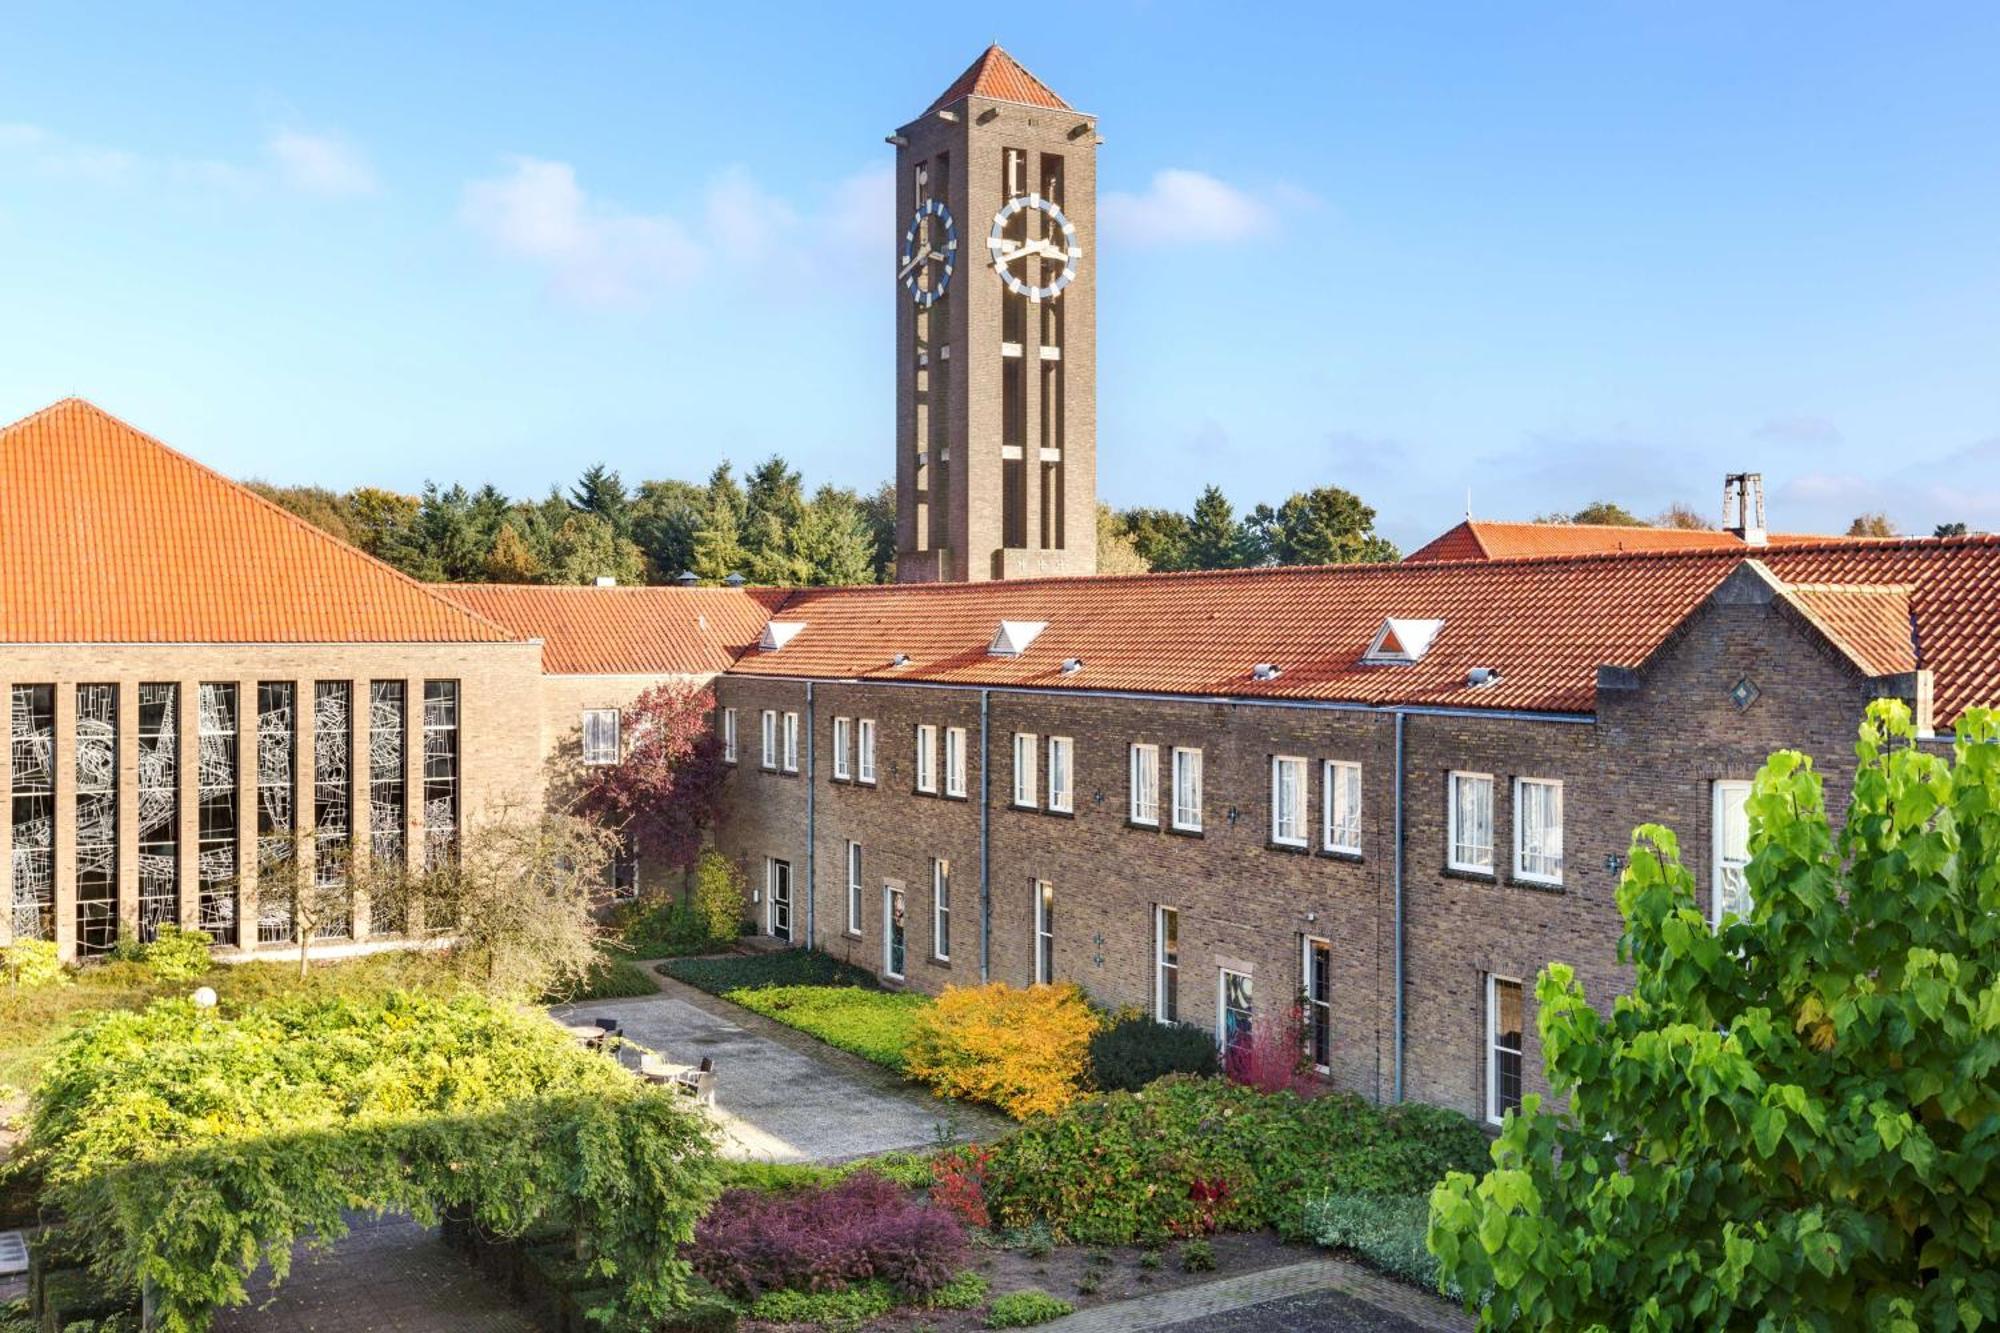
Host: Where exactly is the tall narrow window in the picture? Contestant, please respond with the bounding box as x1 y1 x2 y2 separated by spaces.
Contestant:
857 718 877 784
1514 778 1564 885
1013 732 1038 807
1033 879 1055 983
782 711 800 773
846 840 863 935
369 680 407 874
833 717 852 780
422 681 460 869
915 724 938 794
195 683 237 946
255 683 296 945
760 710 777 769
1271 756 1308 847
1046 737 1074 814
313 682 353 939
1303 937 1333 1072
137 683 180 940
1171 747 1203 833
721 707 738 764
1487 976 1525 1125
945 726 967 797
1219 969 1254 1059
1323 761 1362 855
1154 905 1179 1023
75 684 120 955
933 857 951 961
1713 780 1753 925
1448 772 1495 873
581 709 620 766
1129 743 1159 826
884 884 907 980
8 685 55 942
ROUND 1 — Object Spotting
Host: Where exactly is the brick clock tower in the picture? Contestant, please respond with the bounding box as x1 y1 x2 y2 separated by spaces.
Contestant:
892 46 1099 583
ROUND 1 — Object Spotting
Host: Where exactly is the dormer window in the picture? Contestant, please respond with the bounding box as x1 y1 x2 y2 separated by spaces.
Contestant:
1364 618 1445 665
760 621 807 652
990 620 1048 657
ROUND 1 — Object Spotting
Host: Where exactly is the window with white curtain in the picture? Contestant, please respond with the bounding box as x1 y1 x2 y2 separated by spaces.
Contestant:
1487 975 1524 1125
1155 905 1179 1022
857 718 876 784
1171 747 1203 832
721 707 737 763
1013 732 1039 807
846 840 863 935
1129 743 1159 825
945 726 967 797
581 709 620 766
1047 737 1074 813
1271 756 1308 847
933 857 951 960
1514 777 1564 885
760 710 777 769
1713 780 1752 925
781 711 800 773
1449 772 1495 872
832 716 851 779
915 724 938 794
1323 760 1362 855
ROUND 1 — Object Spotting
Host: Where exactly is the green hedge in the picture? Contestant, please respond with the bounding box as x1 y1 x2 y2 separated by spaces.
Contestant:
660 950 881 994
546 953 659 1003
24 989 720 1333
725 985 929 1070
1303 1192 1460 1298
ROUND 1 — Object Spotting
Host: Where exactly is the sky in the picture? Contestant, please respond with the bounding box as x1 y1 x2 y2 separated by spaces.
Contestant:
4 3 2000 551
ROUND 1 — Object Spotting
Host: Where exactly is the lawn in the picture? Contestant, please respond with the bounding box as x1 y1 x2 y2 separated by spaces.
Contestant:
728 983 930 1070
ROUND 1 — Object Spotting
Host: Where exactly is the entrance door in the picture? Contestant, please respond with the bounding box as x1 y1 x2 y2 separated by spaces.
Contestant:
884 885 907 980
767 858 792 943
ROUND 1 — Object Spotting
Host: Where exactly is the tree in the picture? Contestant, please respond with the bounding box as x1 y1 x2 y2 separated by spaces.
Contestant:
574 682 727 874
544 512 647 586
1248 486 1399 565
1935 521 1969 538
1847 511 1897 537
689 486 746 584
630 477 707 582
1096 504 1151 574
857 480 898 582
482 522 544 582
1183 485 1251 570
1429 701 2000 1330
245 482 357 546
1537 501 1648 527
345 486 423 569
1653 502 1713 530
1118 507 1193 571
568 463 631 537
794 485 877 586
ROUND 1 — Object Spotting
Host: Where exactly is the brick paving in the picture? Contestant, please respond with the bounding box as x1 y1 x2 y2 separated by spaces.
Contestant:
1049 1257 1472 1333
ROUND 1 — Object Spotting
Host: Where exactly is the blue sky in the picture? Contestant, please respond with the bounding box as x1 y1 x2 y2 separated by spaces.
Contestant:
4 3 2000 550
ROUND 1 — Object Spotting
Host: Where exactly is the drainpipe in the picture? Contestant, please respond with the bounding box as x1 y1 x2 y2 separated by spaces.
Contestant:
804 681 816 949
979 689 992 983
1392 708 1407 1103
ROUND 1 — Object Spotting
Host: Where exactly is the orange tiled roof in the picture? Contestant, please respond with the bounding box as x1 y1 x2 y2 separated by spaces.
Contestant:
726 539 2000 723
0 399 518 645
1404 519 1849 563
1783 584 1918 677
926 45 1072 114
439 583 783 676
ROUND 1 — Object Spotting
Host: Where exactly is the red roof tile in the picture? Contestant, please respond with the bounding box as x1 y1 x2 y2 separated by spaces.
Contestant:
926 45 1072 114
1405 520 1850 563
1783 583 1918 677
726 539 2000 724
438 583 782 675
0 399 517 645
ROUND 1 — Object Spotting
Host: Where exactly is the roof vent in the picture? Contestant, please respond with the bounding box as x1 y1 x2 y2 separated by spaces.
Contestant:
759 621 807 652
1252 663 1283 682
594 575 618 588
989 620 1049 657
723 572 746 587
1466 666 1501 688
1364 618 1445 665
675 570 699 586
890 652 911 668
1059 657 1083 675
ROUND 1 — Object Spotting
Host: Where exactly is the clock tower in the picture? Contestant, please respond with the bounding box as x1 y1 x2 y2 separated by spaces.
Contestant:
892 46 1099 583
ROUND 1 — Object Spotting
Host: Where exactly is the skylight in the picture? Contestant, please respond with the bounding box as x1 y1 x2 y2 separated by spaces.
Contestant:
989 620 1048 657
760 621 807 652
1364 618 1445 665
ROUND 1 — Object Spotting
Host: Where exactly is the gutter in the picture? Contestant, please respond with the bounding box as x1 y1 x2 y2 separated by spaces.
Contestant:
804 680 816 949
980 689 992 983
1392 709 1407 1103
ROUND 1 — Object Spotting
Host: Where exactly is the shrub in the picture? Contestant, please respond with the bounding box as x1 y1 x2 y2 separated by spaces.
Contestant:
923 1270 990 1310
1178 1237 1216 1272
929 1145 992 1228
715 1152 934 1195
690 851 747 945
980 1075 1488 1244
545 953 658 1003
108 926 211 982
689 1172 967 1301
749 1281 893 1325
727 985 929 1070
2 939 65 993
1304 1193 1458 1299
663 951 880 995
984 1290 1073 1328
1222 1005 1316 1096
1088 1015 1218 1092
904 983 1101 1120
616 899 722 960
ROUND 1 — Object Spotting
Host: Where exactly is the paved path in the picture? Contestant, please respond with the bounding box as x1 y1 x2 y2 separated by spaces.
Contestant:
1051 1258 1472 1333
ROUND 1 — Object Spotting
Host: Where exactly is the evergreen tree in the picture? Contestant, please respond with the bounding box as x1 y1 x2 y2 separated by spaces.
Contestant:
741 455 810 586
1249 486 1399 566
689 487 746 584
545 512 647 585
629 478 706 583
345 487 423 568
1183 485 1250 570
569 463 632 537
857 480 897 582
1117 506 1192 571
795 486 876 586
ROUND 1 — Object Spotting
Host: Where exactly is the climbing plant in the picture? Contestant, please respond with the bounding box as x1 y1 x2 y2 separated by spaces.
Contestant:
1429 701 2000 1329
24 989 719 1332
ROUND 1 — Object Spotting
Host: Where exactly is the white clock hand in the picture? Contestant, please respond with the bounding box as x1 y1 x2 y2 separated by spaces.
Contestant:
898 251 925 280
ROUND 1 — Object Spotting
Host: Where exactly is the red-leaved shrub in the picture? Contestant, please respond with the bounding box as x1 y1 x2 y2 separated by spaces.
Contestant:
1223 1006 1318 1096
930 1146 992 1229
689 1172 967 1299
1186 1175 1233 1234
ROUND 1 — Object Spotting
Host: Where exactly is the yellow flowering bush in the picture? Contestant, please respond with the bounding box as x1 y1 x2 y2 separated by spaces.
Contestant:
905 982 1101 1119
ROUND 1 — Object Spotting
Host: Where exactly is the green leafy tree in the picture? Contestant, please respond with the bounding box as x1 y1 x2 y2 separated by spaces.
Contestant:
1568 501 1647 526
545 511 647 586
1118 506 1193 571
857 480 898 582
482 522 544 582
689 486 747 584
344 486 424 567
1096 503 1151 573
244 482 358 545
1183 485 1251 570
569 462 632 537
1247 486 1399 565
795 485 877 586
1430 701 2000 1331
740 455 810 585
630 477 707 582
1935 521 1969 538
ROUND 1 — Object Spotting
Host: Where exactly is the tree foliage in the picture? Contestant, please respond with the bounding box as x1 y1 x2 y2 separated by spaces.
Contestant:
1247 485 1400 565
573 683 727 874
1429 702 2000 1331
1848 511 1898 537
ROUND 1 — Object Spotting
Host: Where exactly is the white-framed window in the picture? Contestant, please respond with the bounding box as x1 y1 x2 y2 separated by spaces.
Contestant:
1013 732 1039 807
915 724 938 794
1486 974 1525 1125
884 885 907 980
1323 760 1362 855
857 718 877 784
1713 780 1753 926
933 857 951 961
1129 743 1159 826
1303 937 1332 1072
832 716 852 780
1219 968 1254 1057
721 707 737 764
945 726 967 797
846 840 863 935
781 711 800 773
1047 737 1074 814
1514 777 1564 885
1033 879 1055 983
1449 771 1495 873
1171 746 1203 832
1271 755 1308 847
1154 905 1179 1023
760 709 777 769
581 708 620 766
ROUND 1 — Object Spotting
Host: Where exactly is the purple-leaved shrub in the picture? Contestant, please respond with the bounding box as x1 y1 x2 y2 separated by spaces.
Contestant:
689 1172 967 1299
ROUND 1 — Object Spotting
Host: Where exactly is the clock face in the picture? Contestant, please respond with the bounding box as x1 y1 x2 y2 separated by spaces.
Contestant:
899 199 958 307
987 194 1083 301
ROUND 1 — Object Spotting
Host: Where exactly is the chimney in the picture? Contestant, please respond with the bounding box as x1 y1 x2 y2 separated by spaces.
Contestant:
1723 473 1766 546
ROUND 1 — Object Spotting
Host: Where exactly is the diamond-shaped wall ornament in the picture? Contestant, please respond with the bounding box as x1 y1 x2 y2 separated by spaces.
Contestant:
1730 676 1761 711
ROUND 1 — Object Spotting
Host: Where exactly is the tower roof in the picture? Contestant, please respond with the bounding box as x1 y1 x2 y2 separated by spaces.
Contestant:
926 45 1072 114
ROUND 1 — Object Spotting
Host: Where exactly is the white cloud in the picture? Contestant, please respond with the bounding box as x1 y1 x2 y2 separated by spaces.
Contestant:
267 129 377 196
1101 169 1302 248
0 122 138 183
